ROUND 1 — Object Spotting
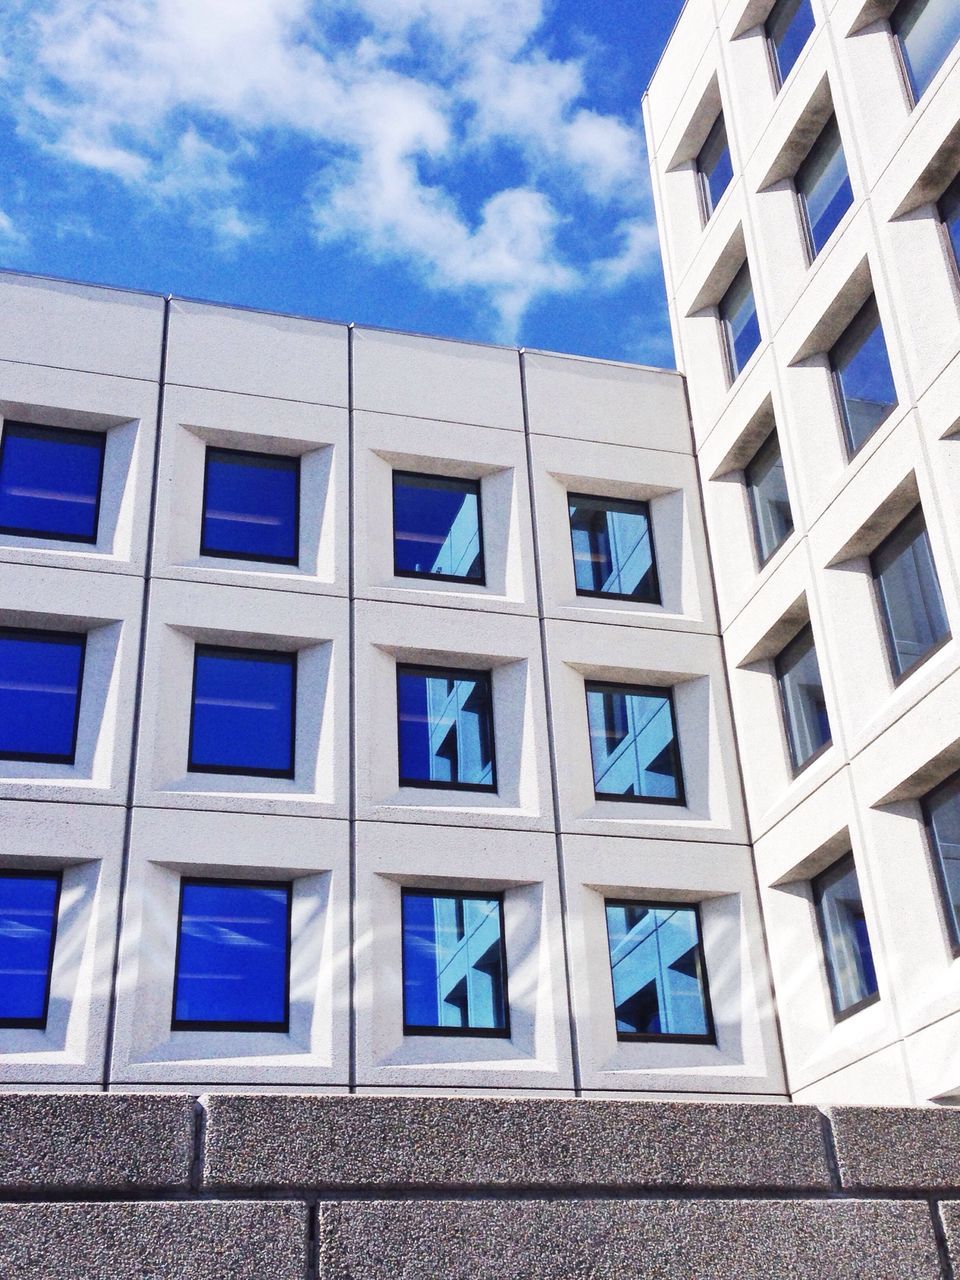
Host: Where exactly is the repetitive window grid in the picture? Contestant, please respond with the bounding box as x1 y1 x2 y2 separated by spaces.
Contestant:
891 0 960 102
812 854 879 1020
0 871 61 1029
920 773 960 952
200 447 300 565
188 646 297 779
870 507 950 681
0 421 105 544
720 263 761 382
744 431 794 566
0 629 86 764
830 296 898 455
392 472 485 583
397 665 497 791
775 624 831 774
796 115 853 259
567 494 660 602
767 0 816 86
698 115 733 220
585 682 685 804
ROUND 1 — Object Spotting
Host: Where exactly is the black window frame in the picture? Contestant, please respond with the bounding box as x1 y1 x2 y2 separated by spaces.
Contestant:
170 875 293 1033
920 772 960 956
187 644 298 780
744 430 794 568
396 663 498 794
869 506 951 684
774 623 832 776
390 470 486 586
0 420 106 546
566 491 662 604
0 869 63 1031
0 627 87 765
829 295 898 458
584 680 687 807
811 852 881 1022
198 446 301 567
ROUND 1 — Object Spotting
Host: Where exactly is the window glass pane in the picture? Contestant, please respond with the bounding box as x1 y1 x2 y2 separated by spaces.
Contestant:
0 422 104 543
775 624 831 771
813 854 878 1017
871 507 950 679
189 647 296 777
393 473 484 582
921 773 960 948
568 495 660 601
402 891 507 1034
796 116 853 256
201 448 299 564
940 171 960 268
0 630 85 763
830 297 897 454
172 880 290 1029
698 115 733 218
745 431 794 564
720 263 761 379
397 666 496 790
605 902 712 1039
767 0 816 84
586 683 684 802
892 0 960 101
0 872 60 1027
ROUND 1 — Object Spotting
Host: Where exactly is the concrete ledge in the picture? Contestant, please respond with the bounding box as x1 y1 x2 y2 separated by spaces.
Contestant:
203 1096 833 1191
830 1106 960 1189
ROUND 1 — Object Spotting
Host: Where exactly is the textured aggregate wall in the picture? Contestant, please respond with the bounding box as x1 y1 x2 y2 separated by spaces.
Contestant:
0 1094 959 1278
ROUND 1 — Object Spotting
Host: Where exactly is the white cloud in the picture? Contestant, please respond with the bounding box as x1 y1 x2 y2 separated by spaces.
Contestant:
0 208 27 248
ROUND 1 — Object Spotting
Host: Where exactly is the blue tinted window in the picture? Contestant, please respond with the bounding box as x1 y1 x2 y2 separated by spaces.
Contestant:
200 448 299 564
892 0 960 101
831 297 897 454
397 666 496 791
940 171 960 267
921 773 960 951
605 901 713 1041
402 891 508 1035
698 115 733 218
745 431 794 565
568 495 660 602
720 263 761 380
871 507 949 680
393 473 484 582
775 624 831 773
586 683 684 803
0 422 104 543
0 630 85 763
813 854 878 1019
172 879 290 1030
0 872 60 1028
797 116 853 257
767 0 815 85
188 646 296 778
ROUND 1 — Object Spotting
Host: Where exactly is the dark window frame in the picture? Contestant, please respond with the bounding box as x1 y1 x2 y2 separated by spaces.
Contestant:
566 491 662 604
869 506 951 685
774 623 832 776
811 853 881 1022
198 446 301 567
829 295 898 458
920 773 960 956
170 875 293 1033
0 869 63 1031
391 470 487 586
584 680 687 807
396 663 499 794
187 644 298 780
400 887 511 1039
0 627 87 765
744 430 795 569
0 420 106 546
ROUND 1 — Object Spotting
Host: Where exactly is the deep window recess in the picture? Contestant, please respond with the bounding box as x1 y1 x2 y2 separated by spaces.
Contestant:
604 900 714 1042
830 296 898 455
891 0 960 103
188 646 297 779
568 494 660 603
401 890 509 1036
870 506 950 681
745 431 794 565
0 421 105 544
920 772 960 951
796 115 853 258
775 624 831 774
812 853 879 1019
585 682 685 804
200 447 299 565
697 115 733 220
0 871 61 1029
720 263 761 382
767 0 816 85
397 665 497 791
940 171 960 269
0 629 85 764
171 878 291 1031
392 472 484 584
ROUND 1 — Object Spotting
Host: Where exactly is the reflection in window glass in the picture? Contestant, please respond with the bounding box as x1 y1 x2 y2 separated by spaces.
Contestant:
200 448 299 565
397 666 496 790
921 772 960 950
745 431 794 565
0 421 104 543
585 683 684 803
871 507 949 679
0 872 61 1028
568 494 660 602
698 115 733 219
796 115 853 257
393 473 484 583
813 854 878 1018
188 646 296 778
720 263 761 381
605 901 713 1040
830 296 897 454
940 171 960 268
0 629 85 764
891 0 960 102
775 624 831 773
172 879 290 1030
402 891 508 1034
767 0 816 85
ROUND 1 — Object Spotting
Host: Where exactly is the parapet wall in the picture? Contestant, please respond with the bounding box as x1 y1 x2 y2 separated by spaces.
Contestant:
0 1094 959 1277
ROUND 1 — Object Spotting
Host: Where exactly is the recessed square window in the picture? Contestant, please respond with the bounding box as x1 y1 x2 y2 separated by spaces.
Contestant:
171 878 291 1031
568 494 660 603
812 853 879 1020
0 421 105 544
585 682 684 804
744 431 794 566
188 645 296 779
200 447 299 565
392 472 484 583
401 889 509 1036
891 0 960 103
396 665 497 792
775 624 831 774
604 900 714 1042
871 506 950 681
939 171 960 269
796 115 853 258
830 296 897 455
720 263 761 382
767 0 815 86
0 629 86 764
920 772 960 952
0 871 61 1029
697 114 733 220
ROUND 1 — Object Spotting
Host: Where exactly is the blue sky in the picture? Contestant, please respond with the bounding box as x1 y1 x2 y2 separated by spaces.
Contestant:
0 0 685 365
